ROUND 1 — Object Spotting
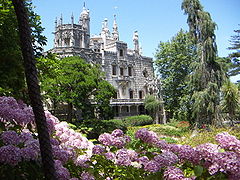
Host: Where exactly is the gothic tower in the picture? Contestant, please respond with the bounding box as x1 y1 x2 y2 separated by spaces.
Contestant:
53 3 90 49
112 15 119 41
79 3 90 48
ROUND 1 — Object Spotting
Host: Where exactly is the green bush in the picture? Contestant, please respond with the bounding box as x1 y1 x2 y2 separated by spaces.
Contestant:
73 119 127 140
122 115 153 127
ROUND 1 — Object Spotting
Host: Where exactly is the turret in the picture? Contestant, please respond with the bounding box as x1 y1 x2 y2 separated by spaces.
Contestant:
79 2 90 48
101 18 111 48
79 3 90 34
112 15 119 41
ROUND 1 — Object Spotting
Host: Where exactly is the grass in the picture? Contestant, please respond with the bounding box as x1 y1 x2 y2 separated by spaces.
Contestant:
178 125 240 147
127 122 240 146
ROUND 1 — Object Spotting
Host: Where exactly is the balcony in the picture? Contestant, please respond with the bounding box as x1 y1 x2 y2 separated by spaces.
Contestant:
110 99 144 105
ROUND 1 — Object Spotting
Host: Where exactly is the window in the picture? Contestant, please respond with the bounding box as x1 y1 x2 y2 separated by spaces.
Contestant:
120 49 124 57
149 88 153 95
120 67 124 76
112 65 117 75
64 38 70 46
113 91 118 99
143 69 148 78
128 67 132 76
126 106 130 113
129 90 133 99
139 90 143 99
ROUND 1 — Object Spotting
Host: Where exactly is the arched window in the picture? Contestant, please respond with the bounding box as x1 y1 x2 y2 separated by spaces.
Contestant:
139 90 144 99
120 67 124 76
128 67 132 76
143 69 148 78
120 49 124 56
129 90 134 99
112 65 117 75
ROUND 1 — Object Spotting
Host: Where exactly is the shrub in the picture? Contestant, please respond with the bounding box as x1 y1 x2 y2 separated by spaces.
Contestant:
75 119 127 140
122 115 153 127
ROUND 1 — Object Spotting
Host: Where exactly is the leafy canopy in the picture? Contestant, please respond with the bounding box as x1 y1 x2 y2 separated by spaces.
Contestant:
0 0 46 99
37 55 116 120
155 29 197 120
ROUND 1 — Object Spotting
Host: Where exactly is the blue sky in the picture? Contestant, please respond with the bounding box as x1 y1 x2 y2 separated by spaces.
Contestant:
32 0 239 58
32 0 239 59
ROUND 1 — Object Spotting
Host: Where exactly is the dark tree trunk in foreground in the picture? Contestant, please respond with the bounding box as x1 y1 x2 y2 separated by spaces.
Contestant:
11 0 56 179
67 102 73 122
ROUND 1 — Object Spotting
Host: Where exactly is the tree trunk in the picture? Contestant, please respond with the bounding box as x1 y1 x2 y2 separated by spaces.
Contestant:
162 106 167 124
67 102 73 122
11 0 56 179
155 110 159 124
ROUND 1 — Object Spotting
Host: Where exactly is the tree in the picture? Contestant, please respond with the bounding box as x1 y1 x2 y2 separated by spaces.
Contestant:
155 29 197 120
0 0 46 99
144 95 164 124
228 25 240 77
12 0 56 179
37 56 116 121
182 0 225 126
221 80 239 124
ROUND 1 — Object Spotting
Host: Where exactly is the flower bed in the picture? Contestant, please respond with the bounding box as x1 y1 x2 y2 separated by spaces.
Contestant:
0 96 240 179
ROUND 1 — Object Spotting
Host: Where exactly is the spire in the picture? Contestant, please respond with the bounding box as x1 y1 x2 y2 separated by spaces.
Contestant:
71 13 74 25
79 1 89 23
112 14 119 41
60 14 63 25
55 17 58 28
113 14 117 28
103 18 108 30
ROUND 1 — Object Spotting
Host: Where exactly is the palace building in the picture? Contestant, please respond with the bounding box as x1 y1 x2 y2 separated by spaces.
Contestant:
48 5 159 118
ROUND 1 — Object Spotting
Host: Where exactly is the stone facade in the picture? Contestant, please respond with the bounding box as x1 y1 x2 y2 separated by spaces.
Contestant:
48 5 159 118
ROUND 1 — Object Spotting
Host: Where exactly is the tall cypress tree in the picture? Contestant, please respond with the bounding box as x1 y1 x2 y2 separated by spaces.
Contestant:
182 0 225 126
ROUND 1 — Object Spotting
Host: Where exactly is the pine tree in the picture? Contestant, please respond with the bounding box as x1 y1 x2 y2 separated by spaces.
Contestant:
228 25 240 77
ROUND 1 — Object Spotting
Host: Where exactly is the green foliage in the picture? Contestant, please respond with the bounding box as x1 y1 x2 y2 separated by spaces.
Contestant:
127 123 189 139
88 154 154 179
148 124 188 137
37 55 116 121
155 29 197 120
0 161 44 180
221 80 240 121
144 95 163 124
182 0 225 126
75 119 127 140
0 0 46 100
0 0 25 99
123 115 153 127
228 25 240 77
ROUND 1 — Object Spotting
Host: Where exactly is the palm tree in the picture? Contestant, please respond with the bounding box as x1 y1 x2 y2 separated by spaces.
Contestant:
11 0 56 179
